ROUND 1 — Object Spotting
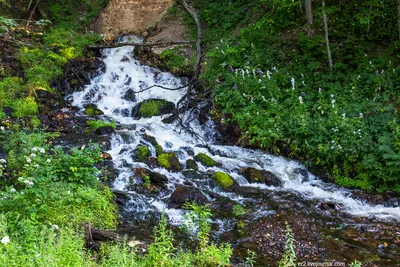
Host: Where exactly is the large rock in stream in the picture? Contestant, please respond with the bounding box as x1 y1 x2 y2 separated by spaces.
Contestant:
211 172 238 190
242 167 283 187
168 186 207 208
132 99 175 118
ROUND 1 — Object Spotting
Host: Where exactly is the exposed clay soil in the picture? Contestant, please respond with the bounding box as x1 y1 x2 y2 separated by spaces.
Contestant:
90 0 175 39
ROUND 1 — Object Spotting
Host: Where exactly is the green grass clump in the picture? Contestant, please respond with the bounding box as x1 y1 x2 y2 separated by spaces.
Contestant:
195 153 217 167
86 120 116 131
139 100 164 117
211 172 235 189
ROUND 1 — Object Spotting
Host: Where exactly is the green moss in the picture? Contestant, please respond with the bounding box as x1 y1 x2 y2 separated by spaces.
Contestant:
155 144 164 156
186 159 198 171
139 100 164 117
211 172 235 189
86 120 116 130
135 145 150 162
157 152 181 171
84 107 104 116
195 153 217 167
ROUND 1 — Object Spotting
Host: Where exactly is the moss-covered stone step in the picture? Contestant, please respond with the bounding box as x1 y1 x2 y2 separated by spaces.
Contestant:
195 153 217 167
157 152 181 171
211 172 237 190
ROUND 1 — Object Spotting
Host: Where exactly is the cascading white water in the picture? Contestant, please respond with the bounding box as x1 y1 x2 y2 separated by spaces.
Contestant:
70 38 400 227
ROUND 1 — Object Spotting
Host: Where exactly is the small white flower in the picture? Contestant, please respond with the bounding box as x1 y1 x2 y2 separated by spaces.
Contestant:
318 88 322 93
10 188 16 193
359 113 364 118
34 164 39 168
341 113 346 119
0 126 4 131
51 224 59 230
18 177 24 181
0 159 6 164
39 148 45 154
330 94 334 98
26 157 32 163
1 236 10 245
30 153 36 158
31 147 38 152
81 145 86 150
298 96 303 104
46 159 51 163
67 191 71 194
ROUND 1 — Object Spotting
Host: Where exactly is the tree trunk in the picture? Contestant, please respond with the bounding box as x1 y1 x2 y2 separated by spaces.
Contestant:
305 0 313 37
397 0 400 43
299 0 304 15
322 0 333 72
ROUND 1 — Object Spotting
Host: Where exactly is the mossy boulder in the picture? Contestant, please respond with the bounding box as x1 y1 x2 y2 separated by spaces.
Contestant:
84 104 104 116
134 145 150 162
242 167 283 187
157 152 181 171
132 99 175 118
195 153 217 167
211 172 236 189
143 134 164 156
186 159 198 171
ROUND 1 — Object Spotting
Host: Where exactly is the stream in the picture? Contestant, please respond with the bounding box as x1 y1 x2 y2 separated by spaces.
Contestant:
69 37 400 266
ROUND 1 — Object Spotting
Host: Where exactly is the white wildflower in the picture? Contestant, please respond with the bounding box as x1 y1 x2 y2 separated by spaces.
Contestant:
39 148 45 154
318 88 322 93
298 96 303 104
51 224 59 230
341 113 346 119
31 147 38 152
359 113 364 118
26 157 32 163
10 188 16 193
18 177 24 181
1 236 10 245
46 159 51 163
0 159 6 164
81 145 85 150
0 126 4 131
330 94 334 98
30 153 36 158
291 78 295 90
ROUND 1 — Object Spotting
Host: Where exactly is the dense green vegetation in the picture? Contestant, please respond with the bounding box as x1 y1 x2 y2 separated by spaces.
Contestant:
191 0 400 193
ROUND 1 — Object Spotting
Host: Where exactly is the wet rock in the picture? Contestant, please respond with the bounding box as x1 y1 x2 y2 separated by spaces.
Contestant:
161 114 177 124
185 159 198 171
52 58 105 96
134 168 168 188
123 88 136 102
132 99 175 118
211 172 237 190
181 170 205 179
84 104 104 116
293 168 310 183
36 89 65 113
182 146 195 156
112 190 130 206
242 167 283 187
95 126 115 135
168 186 207 208
316 201 340 211
157 152 181 172
195 153 217 167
